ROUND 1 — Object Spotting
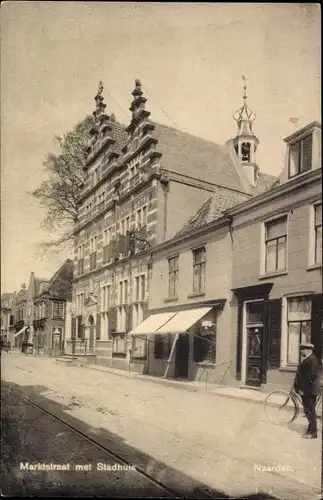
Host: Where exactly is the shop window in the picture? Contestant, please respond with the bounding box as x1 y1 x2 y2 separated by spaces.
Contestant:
154 334 172 359
193 333 216 363
132 335 147 360
112 335 127 357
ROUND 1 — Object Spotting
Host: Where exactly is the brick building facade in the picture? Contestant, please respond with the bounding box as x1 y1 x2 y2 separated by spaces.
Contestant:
72 79 274 370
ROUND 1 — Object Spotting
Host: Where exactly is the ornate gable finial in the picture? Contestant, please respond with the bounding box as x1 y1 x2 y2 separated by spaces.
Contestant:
233 75 256 125
93 81 107 120
129 78 147 120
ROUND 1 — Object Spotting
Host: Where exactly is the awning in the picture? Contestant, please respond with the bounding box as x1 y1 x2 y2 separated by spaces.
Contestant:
14 325 28 338
156 307 213 334
129 312 177 336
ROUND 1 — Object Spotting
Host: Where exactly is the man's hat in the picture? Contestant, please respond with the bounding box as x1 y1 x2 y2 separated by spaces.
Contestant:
300 342 314 350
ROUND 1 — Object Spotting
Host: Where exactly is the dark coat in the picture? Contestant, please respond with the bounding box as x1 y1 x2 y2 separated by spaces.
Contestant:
294 353 322 396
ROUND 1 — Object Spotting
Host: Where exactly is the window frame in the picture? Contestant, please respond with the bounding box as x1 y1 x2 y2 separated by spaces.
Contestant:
168 255 179 298
192 246 206 293
262 214 288 274
285 296 312 366
288 134 313 179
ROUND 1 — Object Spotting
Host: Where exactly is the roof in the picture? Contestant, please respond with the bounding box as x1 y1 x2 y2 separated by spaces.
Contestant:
48 259 74 299
110 119 128 156
176 188 250 237
151 122 248 193
34 277 50 296
251 172 277 195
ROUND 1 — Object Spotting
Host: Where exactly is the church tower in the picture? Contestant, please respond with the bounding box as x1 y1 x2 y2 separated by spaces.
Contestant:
233 76 259 186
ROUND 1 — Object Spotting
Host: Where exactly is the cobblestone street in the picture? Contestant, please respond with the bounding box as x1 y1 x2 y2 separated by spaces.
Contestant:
1 352 321 499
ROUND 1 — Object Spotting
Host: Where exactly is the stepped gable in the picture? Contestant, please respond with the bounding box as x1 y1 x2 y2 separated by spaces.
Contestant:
176 187 250 237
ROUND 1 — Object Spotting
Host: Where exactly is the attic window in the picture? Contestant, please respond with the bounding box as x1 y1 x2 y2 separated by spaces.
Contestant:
288 134 312 178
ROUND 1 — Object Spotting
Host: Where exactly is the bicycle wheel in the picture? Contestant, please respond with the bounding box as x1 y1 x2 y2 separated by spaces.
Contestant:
264 390 298 425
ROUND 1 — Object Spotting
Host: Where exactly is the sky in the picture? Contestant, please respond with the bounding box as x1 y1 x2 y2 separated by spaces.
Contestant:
1 2 321 293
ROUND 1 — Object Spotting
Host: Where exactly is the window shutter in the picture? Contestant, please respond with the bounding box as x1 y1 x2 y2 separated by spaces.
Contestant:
311 293 323 364
268 299 282 368
96 313 101 340
142 301 149 320
108 308 117 334
71 317 77 340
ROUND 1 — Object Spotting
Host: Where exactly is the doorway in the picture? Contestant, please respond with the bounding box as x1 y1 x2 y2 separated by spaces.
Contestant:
175 334 189 378
244 300 264 387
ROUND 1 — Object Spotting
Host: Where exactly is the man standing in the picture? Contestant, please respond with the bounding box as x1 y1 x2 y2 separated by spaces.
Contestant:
294 343 321 439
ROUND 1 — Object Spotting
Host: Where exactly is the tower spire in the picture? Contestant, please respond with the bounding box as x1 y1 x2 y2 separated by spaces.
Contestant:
232 76 259 187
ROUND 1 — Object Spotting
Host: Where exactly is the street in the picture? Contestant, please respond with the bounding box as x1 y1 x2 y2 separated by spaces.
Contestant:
1 352 322 499
1 385 176 498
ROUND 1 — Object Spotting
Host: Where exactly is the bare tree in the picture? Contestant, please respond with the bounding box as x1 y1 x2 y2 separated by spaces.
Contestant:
33 115 94 251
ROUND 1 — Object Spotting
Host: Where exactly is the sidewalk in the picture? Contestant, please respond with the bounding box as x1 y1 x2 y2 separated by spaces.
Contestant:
2 352 322 500
81 362 270 403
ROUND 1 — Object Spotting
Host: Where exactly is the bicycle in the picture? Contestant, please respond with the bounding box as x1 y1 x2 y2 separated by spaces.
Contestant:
264 385 322 425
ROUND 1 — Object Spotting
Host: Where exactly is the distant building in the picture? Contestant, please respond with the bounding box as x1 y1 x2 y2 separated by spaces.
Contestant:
32 260 73 355
72 78 275 371
1 293 14 347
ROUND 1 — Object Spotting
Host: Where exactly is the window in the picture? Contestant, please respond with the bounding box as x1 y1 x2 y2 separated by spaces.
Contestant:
265 216 287 273
193 334 216 363
154 333 173 359
53 301 64 319
289 135 312 178
168 256 179 298
132 335 147 359
136 206 147 229
76 293 85 316
78 244 84 275
192 247 206 293
103 227 112 264
117 280 128 332
314 204 322 264
112 335 127 356
90 236 97 270
101 284 111 338
134 275 146 302
286 297 311 365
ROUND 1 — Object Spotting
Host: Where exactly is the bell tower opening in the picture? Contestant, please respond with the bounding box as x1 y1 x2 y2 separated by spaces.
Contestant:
232 76 259 186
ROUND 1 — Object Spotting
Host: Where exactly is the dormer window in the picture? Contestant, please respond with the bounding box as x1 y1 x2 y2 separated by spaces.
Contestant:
241 142 251 162
288 134 312 178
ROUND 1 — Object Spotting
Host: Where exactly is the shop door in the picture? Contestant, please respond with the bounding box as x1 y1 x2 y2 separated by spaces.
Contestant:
245 301 264 387
175 334 189 379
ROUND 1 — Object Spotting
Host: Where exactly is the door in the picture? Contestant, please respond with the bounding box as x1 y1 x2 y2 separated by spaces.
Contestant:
245 301 264 387
175 334 189 379
246 326 263 387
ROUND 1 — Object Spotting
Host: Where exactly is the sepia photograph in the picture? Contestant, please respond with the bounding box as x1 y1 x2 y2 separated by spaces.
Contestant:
1 2 322 499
